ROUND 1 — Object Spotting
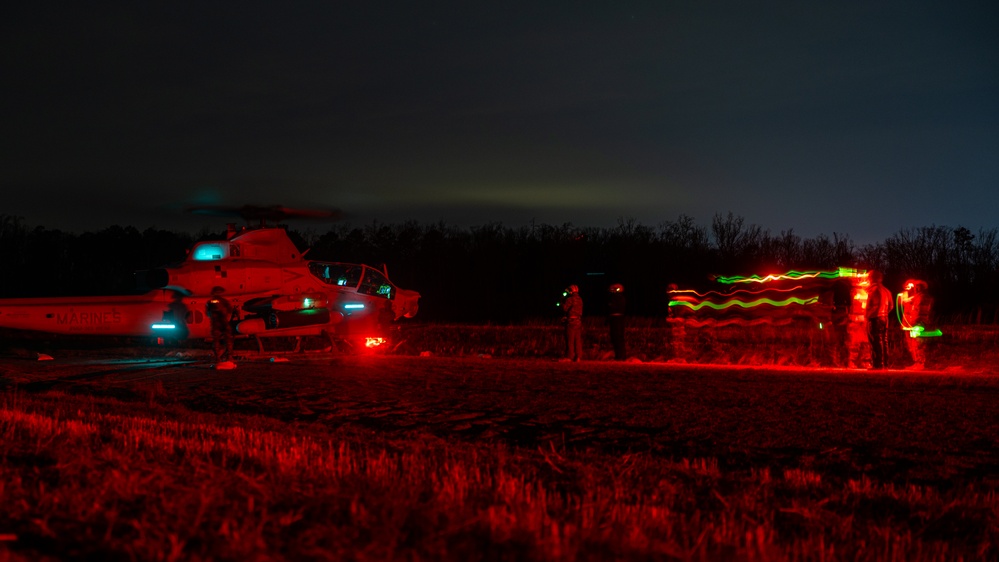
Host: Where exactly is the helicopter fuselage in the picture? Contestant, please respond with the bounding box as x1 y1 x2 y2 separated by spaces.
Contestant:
0 226 419 347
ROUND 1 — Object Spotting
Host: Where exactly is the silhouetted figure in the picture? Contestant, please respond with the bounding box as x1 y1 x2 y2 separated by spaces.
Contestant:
167 291 190 341
865 271 894 370
561 285 584 362
206 286 235 367
607 283 627 360
378 299 395 331
900 279 933 370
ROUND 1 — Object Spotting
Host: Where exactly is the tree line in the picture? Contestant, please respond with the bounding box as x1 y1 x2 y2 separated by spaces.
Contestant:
2 213 997 324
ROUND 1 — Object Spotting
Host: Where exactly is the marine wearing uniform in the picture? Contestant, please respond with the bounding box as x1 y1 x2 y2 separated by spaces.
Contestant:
206 286 234 365
865 271 894 370
562 285 584 362
900 279 932 369
607 283 627 361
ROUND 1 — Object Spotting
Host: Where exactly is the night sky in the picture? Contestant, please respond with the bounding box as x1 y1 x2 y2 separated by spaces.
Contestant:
4 2 997 243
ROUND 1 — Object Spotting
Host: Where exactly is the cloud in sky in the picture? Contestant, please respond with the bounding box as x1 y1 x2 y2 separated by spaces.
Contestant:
3 2 997 243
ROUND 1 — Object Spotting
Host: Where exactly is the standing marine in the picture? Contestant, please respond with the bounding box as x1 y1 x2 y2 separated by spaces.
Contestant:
899 279 933 370
607 283 627 361
206 286 236 369
864 271 894 370
561 285 584 362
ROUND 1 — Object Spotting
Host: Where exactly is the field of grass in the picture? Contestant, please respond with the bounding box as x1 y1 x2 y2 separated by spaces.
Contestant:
1 341 997 561
399 321 999 371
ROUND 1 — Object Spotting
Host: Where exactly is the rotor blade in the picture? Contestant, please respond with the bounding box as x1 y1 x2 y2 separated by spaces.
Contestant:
186 205 344 224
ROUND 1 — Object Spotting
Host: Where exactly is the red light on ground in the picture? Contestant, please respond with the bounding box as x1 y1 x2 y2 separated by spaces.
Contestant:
365 337 386 348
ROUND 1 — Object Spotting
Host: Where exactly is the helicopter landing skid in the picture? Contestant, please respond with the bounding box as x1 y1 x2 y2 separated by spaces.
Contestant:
249 331 338 355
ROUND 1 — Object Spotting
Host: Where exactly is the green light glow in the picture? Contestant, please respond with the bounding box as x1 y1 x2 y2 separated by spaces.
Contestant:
837 267 867 278
905 325 943 338
895 293 907 326
716 270 847 285
896 293 943 338
669 296 819 311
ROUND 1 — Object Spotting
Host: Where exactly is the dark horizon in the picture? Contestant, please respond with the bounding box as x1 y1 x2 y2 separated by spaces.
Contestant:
2 207 995 251
3 211 996 326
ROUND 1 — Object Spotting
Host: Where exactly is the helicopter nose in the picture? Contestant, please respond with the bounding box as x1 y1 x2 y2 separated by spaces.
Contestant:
393 289 420 319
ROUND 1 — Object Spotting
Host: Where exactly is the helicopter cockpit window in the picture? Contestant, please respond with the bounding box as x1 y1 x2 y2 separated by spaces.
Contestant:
309 262 362 288
190 242 230 261
358 268 393 298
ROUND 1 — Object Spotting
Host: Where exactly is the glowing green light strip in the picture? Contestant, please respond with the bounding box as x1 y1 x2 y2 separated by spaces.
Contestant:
716 268 866 285
717 270 835 285
904 325 943 338
669 296 819 311
669 285 806 298
895 293 910 328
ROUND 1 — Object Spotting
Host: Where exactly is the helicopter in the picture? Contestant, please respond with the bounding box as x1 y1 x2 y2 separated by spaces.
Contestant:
0 205 420 352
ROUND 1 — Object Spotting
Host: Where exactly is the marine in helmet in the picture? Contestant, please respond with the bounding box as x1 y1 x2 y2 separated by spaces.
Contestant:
561 284 584 362
607 283 627 361
899 279 932 370
206 286 236 369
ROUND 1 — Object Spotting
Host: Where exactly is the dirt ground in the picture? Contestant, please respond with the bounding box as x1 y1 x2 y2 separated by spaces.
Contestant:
3 349 998 488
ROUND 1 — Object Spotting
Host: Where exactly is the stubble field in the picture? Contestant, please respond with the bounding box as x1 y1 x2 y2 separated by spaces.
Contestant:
1 346 998 561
